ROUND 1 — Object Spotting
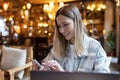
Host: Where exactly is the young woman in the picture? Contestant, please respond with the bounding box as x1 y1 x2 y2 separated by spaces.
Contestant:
33 5 110 73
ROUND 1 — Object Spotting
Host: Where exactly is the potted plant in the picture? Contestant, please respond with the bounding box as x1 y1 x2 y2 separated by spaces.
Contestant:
106 30 116 56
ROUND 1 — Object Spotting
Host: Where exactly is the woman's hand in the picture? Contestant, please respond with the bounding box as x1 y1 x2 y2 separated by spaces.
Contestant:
32 59 64 72
32 61 50 71
45 60 65 72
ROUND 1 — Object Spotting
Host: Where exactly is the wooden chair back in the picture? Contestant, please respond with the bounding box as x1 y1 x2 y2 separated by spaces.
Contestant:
0 46 33 80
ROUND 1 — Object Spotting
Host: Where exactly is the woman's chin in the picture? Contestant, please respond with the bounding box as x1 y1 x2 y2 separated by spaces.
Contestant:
65 37 70 41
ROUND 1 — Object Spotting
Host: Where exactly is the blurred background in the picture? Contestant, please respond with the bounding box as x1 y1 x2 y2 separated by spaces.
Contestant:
0 0 119 63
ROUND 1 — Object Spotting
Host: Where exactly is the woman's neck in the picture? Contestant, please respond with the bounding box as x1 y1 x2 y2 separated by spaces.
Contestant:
70 39 74 44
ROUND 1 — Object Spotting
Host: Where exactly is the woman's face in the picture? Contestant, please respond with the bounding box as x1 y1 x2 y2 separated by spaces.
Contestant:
56 15 75 43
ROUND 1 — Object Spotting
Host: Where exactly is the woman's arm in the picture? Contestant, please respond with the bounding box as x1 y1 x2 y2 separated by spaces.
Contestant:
39 48 65 71
94 46 110 73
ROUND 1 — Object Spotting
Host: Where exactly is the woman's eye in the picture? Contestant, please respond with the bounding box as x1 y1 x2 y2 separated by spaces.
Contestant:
57 23 69 29
63 23 69 27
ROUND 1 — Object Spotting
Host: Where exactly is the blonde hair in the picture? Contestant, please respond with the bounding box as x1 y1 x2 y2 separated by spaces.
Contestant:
53 5 85 59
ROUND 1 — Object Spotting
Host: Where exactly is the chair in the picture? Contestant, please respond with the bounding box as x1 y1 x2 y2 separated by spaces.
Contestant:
0 70 4 80
0 46 33 80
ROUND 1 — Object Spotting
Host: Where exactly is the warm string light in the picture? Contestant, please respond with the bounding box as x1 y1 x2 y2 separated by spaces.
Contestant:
43 2 64 20
87 1 106 11
85 1 106 36
26 3 32 10
3 2 9 11
13 25 21 34
23 24 27 28
116 0 120 6
22 3 32 10
21 3 32 36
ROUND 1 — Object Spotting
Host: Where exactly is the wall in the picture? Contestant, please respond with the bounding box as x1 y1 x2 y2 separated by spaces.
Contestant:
116 6 120 57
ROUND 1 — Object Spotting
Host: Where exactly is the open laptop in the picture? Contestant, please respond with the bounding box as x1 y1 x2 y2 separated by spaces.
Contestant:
30 71 120 80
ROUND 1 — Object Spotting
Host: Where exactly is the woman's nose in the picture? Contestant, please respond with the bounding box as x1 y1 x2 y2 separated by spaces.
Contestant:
59 27 65 33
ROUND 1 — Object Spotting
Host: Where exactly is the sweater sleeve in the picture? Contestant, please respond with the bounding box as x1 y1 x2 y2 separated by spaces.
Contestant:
94 46 111 73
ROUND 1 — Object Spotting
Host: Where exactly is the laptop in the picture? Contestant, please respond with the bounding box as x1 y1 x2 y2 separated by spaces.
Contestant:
30 71 120 80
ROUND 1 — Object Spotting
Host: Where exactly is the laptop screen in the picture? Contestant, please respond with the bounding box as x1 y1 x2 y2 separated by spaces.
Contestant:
30 71 120 80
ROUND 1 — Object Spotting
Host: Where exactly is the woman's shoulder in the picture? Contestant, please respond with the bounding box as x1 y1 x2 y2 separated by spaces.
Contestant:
85 35 100 43
85 35 101 48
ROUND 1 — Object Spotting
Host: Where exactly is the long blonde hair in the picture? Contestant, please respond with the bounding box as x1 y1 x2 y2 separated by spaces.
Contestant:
53 5 85 59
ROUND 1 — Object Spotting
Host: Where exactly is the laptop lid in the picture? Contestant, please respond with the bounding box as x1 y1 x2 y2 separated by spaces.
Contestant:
30 71 120 80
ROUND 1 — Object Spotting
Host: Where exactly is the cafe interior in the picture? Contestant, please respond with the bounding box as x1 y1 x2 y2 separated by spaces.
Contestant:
0 0 120 80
